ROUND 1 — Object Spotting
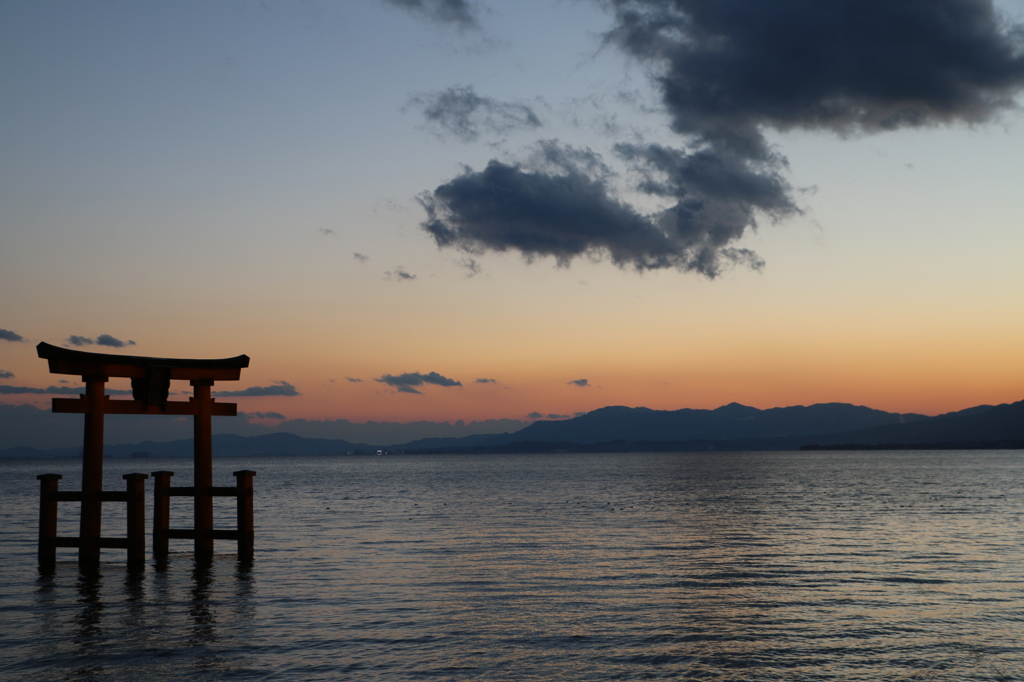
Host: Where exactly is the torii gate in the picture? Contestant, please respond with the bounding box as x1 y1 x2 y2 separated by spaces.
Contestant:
36 342 251 567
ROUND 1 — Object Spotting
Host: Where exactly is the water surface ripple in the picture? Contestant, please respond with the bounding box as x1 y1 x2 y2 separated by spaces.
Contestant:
1 451 1022 680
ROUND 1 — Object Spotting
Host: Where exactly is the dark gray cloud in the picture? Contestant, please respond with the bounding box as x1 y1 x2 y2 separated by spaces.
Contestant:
385 0 478 30
96 334 135 348
0 370 13 379
376 371 463 394
612 139 795 272
603 0 1024 263
410 86 542 142
0 385 132 395
475 377 496 383
419 140 780 276
0 329 24 342
65 334 135 348
419 1 1024 277
606 0 1024 145
567 379 590 387
240 411 286 420
546 413 571 419
212 381 300 397
527 411 544 419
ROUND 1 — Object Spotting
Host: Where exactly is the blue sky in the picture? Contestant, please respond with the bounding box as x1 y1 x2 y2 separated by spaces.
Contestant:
2 0 1023 447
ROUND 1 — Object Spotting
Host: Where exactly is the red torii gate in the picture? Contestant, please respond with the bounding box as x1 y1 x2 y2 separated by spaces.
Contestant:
36 342 252 567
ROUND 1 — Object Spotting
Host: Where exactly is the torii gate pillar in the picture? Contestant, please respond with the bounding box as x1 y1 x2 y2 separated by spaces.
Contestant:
192 379 215 556
80 375 107 564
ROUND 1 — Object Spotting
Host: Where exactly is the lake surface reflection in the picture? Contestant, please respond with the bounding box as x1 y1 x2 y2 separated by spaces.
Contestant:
2 451 1023 680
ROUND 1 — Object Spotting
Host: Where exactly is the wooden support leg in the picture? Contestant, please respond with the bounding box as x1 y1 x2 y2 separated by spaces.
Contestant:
124 473 149 566
234 470 256 559
80 376 107 567
151 471 173 561
37 474 62 570
191 380 214 557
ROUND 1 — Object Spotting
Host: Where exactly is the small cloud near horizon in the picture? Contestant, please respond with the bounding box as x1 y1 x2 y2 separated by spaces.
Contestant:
0 370 14 379
475 377 496 383
0 329 24 342
527 411 573 420
376 371 462 394
213 381 300 397
66 334 135 348
354 253 369 263
319 228 336 236
346 377 364 383
568 379 590 387
97 334 135 348
0 385 132 395
240 411 286 420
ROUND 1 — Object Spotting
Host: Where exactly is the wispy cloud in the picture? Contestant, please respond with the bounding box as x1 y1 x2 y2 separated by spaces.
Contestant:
346 377 364 383
376 371 462 394
567 379 590 388
354 252 370 263
409 86 541 143
0 329 24 342
0 370 14 379
213 381 300 397
475 377 496 384
458 257 480 276
384 0 479 30
385 266 417 281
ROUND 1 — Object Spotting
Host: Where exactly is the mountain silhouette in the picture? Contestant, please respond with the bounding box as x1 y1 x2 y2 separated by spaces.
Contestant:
3 400 1021 458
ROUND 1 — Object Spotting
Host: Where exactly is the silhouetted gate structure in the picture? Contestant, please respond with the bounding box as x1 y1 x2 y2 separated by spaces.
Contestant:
35 342 253 568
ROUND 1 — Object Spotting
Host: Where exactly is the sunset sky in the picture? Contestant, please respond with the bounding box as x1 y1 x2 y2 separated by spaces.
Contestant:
2 0 1023 441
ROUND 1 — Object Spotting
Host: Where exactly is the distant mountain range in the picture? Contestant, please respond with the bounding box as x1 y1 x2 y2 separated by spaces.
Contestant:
397 400 1024 453
3 400 1022 459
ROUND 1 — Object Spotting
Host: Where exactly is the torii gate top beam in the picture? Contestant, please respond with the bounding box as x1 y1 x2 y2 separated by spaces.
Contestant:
37 342 250 382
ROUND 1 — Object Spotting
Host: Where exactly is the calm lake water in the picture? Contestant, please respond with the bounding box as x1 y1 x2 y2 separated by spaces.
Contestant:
1 450 1023 680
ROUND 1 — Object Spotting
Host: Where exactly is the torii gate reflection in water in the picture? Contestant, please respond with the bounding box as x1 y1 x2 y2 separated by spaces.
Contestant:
36 342 253 567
